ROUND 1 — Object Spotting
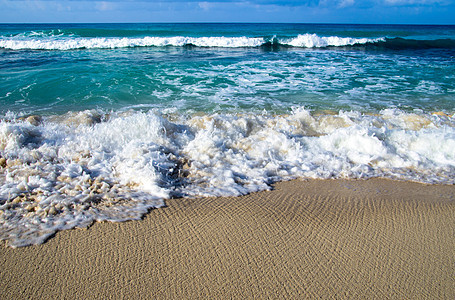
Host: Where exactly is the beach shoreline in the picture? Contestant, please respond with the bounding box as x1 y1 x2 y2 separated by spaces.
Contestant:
1 178 454 299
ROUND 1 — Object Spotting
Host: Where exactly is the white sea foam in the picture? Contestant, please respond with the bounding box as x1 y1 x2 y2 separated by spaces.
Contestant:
1 108 454 247
0 34 382 50
282 34 383 48
0 36 265 50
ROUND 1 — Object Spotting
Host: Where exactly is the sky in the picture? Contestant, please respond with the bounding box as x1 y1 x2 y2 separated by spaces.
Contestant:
0 0 454 24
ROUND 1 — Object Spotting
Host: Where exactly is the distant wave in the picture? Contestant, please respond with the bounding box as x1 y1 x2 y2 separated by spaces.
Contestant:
1 33 454 50
0 33 382 50
368 37 455 50
0 36 265 50
281 33 383 48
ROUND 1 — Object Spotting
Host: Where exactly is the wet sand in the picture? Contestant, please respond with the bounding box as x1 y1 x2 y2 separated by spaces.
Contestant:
1 178 454 299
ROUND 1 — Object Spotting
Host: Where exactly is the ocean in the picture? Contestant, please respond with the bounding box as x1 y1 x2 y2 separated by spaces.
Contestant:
1 23 454 247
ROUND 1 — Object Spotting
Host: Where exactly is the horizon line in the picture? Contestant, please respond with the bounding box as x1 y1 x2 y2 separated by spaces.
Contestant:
1 22 455 26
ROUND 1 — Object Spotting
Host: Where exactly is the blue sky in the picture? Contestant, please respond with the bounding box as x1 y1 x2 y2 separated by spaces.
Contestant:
1 0 454 24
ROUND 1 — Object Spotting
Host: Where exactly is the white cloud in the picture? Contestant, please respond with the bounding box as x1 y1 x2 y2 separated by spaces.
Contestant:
96 1 116 11
198 1 211 10
338 0 355 8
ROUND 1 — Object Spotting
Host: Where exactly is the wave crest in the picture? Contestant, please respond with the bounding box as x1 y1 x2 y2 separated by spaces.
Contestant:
283 33 383 48
2 33 453 51
0 36 265 50
0 34 380 50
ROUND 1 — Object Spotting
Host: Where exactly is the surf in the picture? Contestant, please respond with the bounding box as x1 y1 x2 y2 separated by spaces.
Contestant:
0 32 383 50
1 108 455 247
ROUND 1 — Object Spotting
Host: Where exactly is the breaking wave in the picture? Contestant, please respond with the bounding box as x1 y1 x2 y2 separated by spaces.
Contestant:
0 33 385 50
1 108 455 247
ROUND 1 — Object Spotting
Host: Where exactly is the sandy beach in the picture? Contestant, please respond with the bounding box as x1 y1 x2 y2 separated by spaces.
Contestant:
1 178 454 299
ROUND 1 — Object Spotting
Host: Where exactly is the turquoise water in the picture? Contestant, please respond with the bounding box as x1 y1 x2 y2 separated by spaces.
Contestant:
1 23 455 114
1 24 455 247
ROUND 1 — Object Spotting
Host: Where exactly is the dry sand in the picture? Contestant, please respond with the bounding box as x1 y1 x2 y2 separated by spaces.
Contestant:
1 178 454 299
